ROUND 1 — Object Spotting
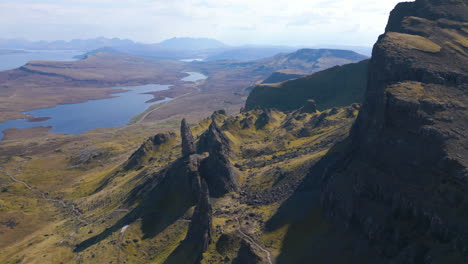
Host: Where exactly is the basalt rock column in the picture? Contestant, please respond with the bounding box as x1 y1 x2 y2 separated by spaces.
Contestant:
197 118 239 197
181 119 196 156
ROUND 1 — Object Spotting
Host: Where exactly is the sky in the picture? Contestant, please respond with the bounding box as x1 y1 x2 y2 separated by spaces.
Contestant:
0 0 405 47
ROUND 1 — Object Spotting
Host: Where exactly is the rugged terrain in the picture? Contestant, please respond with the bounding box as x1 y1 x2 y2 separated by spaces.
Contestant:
317 0 468 262
0 44 367 264
0 0 466 263
0 104 359 263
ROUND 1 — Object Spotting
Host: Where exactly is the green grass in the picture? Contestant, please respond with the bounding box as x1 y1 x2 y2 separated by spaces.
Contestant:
387 32 442 53
245 60 368 112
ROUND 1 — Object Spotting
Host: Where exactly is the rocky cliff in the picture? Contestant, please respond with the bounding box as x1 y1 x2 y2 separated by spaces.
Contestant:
197 115 239 197
318 0 468 262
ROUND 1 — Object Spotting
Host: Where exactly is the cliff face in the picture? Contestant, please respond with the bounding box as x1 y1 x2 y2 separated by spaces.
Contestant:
320 0 468 262
197 117 239 197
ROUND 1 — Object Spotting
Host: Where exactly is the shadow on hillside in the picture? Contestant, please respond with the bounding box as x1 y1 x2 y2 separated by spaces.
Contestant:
265 139 380 263
75 158 196 252
163 240 201 264
264 140 351 263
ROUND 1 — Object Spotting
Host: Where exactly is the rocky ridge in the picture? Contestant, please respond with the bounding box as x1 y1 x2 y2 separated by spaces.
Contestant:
317 0 468 262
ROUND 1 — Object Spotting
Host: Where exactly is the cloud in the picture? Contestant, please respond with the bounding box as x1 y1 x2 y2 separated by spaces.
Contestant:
0 0 406 46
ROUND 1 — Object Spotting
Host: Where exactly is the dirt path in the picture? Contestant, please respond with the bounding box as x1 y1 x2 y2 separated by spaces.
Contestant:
235 216 273 264
0 165 88 224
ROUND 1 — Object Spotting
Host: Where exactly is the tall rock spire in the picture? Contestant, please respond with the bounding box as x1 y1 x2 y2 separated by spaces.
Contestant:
181 119 196 157
197 119 239 197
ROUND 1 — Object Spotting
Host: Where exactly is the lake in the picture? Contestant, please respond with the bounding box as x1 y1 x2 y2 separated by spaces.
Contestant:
0 72 207 141
0 49 82 71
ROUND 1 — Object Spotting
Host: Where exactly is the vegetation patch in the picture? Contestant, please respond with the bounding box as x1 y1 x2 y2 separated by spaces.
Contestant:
386 32 442 53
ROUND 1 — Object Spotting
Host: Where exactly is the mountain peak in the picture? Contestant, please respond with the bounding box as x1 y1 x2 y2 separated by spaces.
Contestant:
158 37 226 50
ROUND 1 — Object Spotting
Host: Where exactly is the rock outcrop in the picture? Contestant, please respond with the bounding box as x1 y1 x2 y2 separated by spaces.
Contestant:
123 132 175 170
185 179 213 257
181 119 196 156
197 118 239 197
165 121 215 264
318 0 468 262
299 99 318 114
254 108 276 129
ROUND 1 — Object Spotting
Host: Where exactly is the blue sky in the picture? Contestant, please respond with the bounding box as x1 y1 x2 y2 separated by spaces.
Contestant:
0 0 404 46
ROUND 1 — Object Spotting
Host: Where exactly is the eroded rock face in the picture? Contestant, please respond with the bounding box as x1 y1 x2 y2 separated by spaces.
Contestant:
181 119 196 157
162 143 212 264
320 0 468 262
123 132 175 170
255 109 276 129
186 178 213 255
300 99 318 114
197 119 239 197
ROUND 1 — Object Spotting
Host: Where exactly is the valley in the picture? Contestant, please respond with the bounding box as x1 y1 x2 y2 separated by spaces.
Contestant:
0 48 366 142
0 43 369 263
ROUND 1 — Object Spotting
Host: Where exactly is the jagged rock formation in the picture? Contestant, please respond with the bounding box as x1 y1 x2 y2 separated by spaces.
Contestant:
197 118 239 197
166 121 217 264
318 0 468 263
299 99 318 114
254 108 277 129
181 119 196 156
123 132 175 170
185 179 213 256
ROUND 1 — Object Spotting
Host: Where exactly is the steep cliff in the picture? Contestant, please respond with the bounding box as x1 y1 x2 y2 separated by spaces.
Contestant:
318 0 468 262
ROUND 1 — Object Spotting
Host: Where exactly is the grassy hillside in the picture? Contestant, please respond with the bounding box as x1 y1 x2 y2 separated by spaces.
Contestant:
245 59 369 111
0 104 360 263
261 71 305 84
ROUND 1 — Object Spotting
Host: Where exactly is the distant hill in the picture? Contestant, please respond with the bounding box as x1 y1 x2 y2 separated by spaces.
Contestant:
312 45 373 56
257 48 368 75
0 37 136 51
73 47 122 59
0 37 370 64
261 71 305 84
157 37 226 50
245 59 369 111
205 46 296 61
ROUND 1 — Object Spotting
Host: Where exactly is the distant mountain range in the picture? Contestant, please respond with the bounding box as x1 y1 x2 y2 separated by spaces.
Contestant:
158 37 226 50
0 37 372 61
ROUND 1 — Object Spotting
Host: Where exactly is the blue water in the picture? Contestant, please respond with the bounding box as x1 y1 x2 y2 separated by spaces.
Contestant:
0 50 81 71
182 72 207 82
0 72 207 140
